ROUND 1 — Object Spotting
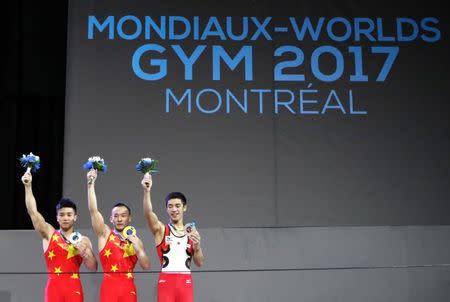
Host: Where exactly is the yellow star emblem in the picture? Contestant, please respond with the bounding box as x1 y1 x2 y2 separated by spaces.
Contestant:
48 250 56 260
123 242 136 258
66 244 80 259
111 264 119 272
71 273 79 279
109 234 116 241
130 291 136 295
75 291 81 295
104 249 112 258
52 234 60 242
54 266 62 276
126 272 133 279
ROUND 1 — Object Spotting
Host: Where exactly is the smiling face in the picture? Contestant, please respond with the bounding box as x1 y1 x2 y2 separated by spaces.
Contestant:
110 206 131 232
166 198 187 224
56 207 77 231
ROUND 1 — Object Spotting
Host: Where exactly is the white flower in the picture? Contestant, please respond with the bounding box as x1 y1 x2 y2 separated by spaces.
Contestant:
142 157 153 162
89 156 103 162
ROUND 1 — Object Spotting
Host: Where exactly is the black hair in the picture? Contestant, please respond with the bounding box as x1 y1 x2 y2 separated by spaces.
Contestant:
56 198 77 214
111 202 131 215
165 192 187 207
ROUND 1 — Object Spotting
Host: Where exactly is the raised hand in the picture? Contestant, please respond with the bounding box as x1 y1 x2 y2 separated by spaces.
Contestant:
21 171 32 186
141 173 153 191
87 169 98 185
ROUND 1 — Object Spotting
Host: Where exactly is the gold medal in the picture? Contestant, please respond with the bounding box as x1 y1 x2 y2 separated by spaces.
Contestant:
122 226 136 239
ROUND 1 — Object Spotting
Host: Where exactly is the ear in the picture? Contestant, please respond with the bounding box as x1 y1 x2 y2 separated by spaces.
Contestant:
109 215 114 224
74 214 78 222
183 205 187 212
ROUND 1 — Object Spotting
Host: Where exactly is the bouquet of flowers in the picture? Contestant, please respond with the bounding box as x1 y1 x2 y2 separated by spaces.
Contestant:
19 152 41 173
83 156 107 184
135 157 159 175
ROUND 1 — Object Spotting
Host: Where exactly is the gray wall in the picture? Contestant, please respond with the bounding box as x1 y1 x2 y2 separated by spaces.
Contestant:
63 0 450 229
1 226 449 301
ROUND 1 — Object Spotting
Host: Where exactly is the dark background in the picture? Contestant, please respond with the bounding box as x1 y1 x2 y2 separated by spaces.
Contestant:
2 1 67 229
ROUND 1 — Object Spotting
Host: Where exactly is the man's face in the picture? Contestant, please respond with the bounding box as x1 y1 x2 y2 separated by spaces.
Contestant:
110 206 131 232
56 207 77 230
166 198 186 223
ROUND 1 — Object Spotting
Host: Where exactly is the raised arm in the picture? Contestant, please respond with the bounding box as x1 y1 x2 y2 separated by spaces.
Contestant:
87 169 109 238
21 172 54 240
142 173 165 241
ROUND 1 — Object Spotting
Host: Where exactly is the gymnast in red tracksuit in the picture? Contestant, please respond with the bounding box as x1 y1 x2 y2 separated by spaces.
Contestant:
141 174 205 302
87 169 150 302
22 171 97 302
99 230 139 301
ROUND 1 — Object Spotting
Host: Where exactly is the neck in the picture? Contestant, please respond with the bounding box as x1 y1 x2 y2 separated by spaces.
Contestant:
59 227 74 236
170 220 184 229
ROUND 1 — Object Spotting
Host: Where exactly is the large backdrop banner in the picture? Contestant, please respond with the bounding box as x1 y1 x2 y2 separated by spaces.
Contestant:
64 0 449 228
